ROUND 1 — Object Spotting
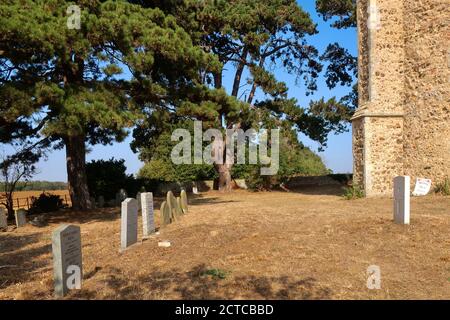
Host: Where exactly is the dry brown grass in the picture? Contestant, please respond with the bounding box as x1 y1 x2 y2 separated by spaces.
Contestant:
0 185 449 300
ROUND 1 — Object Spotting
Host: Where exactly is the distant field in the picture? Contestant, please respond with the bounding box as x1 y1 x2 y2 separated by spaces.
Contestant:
3 190 70 209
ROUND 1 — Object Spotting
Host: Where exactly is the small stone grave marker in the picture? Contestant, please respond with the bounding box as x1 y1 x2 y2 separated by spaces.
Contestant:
0 208 7 229
180 190 188 213
52 224 82 297
15 209 27 228
97 196 105 208
89 197 96 209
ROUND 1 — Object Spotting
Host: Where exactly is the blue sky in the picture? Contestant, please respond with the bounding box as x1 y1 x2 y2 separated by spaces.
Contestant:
3 1 357 181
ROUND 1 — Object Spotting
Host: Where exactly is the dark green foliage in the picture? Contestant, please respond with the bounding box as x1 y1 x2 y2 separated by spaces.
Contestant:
139 160 217 183
237 130 329 191
1 0 219 208
86 158 160 200
316 0 356 29
86 158 130 201
29 192 65 214
132 0 358 188
342 184 364 200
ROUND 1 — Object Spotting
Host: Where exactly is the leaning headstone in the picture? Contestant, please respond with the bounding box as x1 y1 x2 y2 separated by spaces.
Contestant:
177 197 183 215
97 196 105 208
160 201 171 226
115 189 128 206
193 182 200 194
15 209 27 228
120 198 138 250
412 178 432 196
167 191 182 221
141 192 154 237
0 208 7 229
52 224 82 297
180 190 188 213
393 176 410 224
119 189 127 200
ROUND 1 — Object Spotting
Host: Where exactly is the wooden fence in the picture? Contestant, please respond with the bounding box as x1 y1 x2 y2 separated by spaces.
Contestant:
0 194 71 210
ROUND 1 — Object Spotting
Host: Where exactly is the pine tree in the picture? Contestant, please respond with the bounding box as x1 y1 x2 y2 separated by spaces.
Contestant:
131 0 357 190
0 0 218 209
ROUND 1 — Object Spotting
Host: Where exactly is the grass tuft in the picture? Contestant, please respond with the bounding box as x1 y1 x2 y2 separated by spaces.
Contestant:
201 268 230 280
434 178 450 196
342 185 364 200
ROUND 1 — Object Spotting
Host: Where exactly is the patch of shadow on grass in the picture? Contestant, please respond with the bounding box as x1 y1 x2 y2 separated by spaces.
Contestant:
189 197 238 206
0 240 51 290
46 208 119 225
288 185 346 196
0 232 42 255
95 264 332 300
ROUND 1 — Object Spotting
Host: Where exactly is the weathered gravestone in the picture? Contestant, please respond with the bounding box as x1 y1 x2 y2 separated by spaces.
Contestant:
97 196 105 208
141 192 155 237
393 176 410 224
136 192 142 211
116 188 128 206
167 191 182 221
89 197 96 209
121 198 138 250
15 209 27 227
180 190 188 213
177 197 184 215
160 201 171 226
412 178 432 196
0 208 7 229
52 224 82 297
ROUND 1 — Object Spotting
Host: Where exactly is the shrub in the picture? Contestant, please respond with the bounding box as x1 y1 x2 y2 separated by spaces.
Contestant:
342 185 364 200
86 158 163 201
29 192 65 214
240 132 329 191
138 160 217 183
86 158 130 201
434 178 450 196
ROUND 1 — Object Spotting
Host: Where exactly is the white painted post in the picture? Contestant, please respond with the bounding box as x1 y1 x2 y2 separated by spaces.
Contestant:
393 176 410 224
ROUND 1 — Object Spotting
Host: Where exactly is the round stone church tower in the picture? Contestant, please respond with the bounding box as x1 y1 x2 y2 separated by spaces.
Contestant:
352 0 450 196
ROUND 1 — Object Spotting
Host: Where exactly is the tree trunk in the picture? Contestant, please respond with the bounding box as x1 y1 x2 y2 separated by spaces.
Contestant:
247 56 265 105
6 193 14 220
215 163 233 191
65 135 92 211
231 48 248 97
